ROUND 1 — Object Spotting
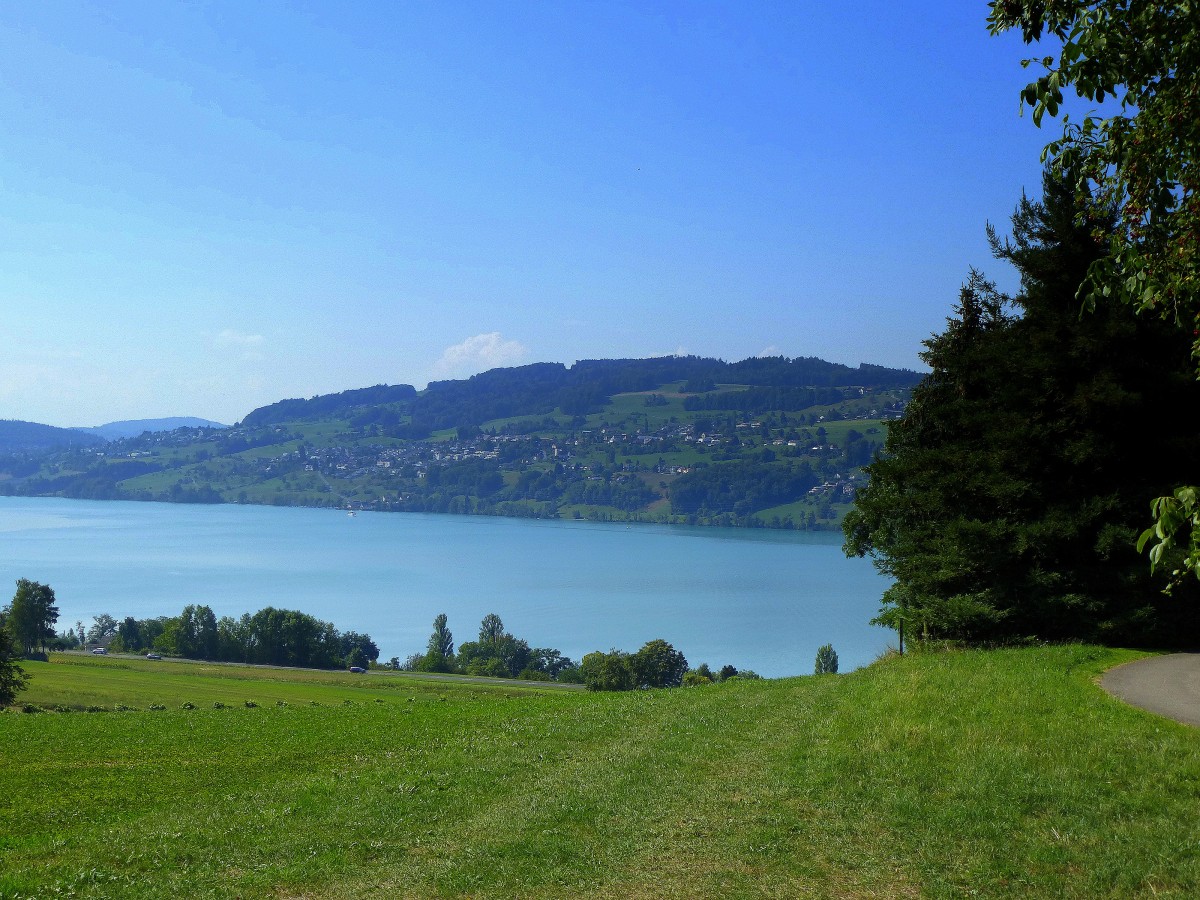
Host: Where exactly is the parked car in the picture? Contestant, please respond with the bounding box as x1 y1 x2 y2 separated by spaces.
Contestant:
91 648 107 655
145 653 162 660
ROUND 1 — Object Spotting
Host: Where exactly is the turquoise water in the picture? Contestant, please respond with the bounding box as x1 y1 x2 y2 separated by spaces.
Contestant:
0 497 893 677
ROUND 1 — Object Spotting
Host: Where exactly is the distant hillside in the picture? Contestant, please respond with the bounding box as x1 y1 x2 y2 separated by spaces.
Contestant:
77 418 229 441
0 420 104 453
0 420 104 454
1 354 922 529
242 385 417 427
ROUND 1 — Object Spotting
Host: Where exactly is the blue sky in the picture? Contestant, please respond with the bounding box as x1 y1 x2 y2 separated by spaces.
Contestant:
1 1 1053 427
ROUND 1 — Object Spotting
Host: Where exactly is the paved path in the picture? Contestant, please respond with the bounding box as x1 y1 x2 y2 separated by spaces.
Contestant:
1101 653 1200 727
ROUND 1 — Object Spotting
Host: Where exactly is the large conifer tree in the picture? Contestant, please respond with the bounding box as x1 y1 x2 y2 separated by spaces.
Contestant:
0 612 30 705
844 176 1200 644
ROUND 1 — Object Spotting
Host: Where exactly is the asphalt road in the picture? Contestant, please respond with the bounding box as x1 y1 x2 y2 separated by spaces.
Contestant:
1101 653 1200 727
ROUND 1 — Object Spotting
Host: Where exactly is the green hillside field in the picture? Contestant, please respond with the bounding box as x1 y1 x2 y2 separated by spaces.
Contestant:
2 646 1197 898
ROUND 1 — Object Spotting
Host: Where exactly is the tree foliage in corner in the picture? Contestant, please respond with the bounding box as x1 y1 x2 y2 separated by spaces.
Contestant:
988 1 1200 582
844 175 1200 644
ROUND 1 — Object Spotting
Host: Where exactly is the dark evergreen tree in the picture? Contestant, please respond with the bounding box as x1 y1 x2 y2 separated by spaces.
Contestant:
0 611 30 705
844 175 1200 645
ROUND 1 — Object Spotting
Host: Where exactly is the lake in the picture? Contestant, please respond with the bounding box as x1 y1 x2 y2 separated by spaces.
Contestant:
0 496 893 677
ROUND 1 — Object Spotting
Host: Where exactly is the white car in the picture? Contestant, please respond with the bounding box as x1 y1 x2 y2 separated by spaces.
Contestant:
91 648 107 655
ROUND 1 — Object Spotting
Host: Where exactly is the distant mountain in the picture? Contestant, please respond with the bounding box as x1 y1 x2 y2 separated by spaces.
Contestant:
0 420 105 454
76 417 229 440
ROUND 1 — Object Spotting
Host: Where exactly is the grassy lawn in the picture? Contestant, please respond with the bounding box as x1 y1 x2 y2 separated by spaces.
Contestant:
12 654 574 711
2 645 1197 898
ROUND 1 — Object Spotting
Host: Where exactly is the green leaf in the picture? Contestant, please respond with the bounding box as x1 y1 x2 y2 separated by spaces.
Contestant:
1136 527 1156 554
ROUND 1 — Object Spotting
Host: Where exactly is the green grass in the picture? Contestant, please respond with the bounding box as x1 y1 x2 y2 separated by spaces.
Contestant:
753 497 838 524
598 389 692 429
2 645 1198 899
292 421 363 444
12 654 573 711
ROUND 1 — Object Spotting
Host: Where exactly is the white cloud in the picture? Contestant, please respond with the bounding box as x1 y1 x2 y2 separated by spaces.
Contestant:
214 329 264 348
434 332 528 378
759 345 781 357
213 329 265 361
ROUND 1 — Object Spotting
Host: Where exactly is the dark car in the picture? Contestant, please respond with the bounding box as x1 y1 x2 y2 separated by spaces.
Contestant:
145 653 162 660
349 666 366 673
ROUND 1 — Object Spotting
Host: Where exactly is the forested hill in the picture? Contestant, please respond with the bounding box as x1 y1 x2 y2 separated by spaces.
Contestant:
0 420 103 454
242 355 923 430
241 384 419 427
